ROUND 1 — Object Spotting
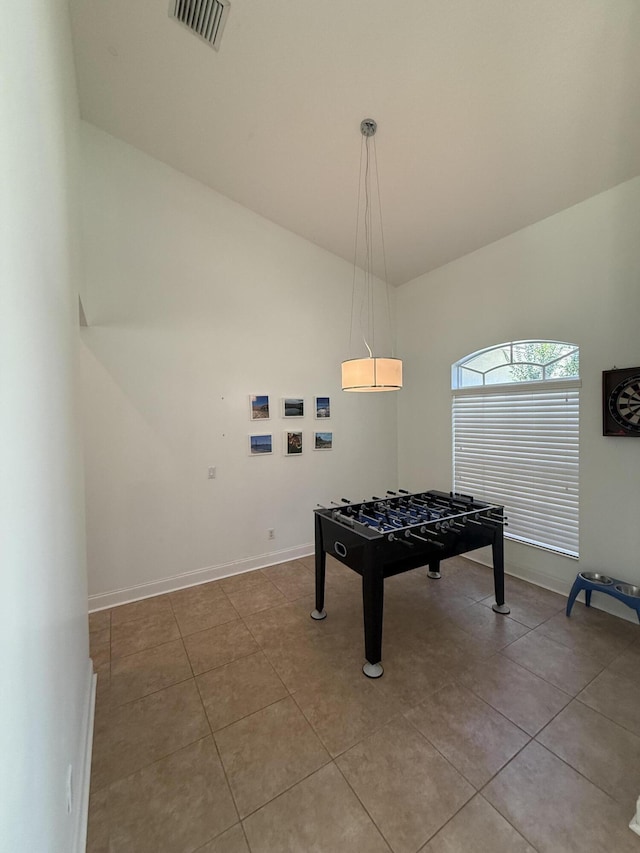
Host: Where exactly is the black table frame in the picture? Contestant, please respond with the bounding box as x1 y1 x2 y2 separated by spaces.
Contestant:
311 490 509 677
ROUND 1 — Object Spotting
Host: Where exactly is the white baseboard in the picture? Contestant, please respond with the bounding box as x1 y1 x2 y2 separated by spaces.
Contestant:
73 660 97 853
88 544 314 612
467 552 573 596
465 553 639 624
89 544 639 625
630 796 640 837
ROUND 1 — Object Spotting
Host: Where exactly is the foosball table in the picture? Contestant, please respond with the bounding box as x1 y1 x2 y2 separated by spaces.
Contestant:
311 489 510 677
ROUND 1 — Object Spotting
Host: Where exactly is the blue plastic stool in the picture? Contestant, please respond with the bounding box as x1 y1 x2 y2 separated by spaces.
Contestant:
566 572 640 623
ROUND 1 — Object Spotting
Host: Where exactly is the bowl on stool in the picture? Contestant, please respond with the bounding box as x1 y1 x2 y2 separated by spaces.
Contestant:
567 572 640 623
578 571 613 585
614 583 640 598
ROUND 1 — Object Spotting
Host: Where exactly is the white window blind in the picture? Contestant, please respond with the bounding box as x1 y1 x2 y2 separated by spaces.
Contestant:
452 380 579 557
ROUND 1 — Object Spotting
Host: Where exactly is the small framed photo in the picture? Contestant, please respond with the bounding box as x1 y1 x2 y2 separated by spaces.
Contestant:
249 395 270 420
314 431 333 450
282 397 304 418
249 434 273 455
284 430 303 455
314 396 331 419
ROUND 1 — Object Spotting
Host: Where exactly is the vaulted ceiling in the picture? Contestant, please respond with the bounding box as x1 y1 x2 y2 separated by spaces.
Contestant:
70 0 640 285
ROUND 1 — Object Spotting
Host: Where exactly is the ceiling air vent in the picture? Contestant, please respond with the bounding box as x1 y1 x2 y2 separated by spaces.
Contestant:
170 0 230 51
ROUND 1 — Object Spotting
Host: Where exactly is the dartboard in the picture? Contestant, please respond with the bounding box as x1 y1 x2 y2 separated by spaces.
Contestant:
608 374 640 432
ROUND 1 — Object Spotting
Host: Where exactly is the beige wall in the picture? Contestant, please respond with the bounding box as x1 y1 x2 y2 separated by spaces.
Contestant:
79 123 398 606
397 177 640 616
79 125 640 624
0 1 91 850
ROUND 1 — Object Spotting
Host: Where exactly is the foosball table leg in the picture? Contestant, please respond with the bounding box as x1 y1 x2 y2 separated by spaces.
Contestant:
362 551 384 678
311 513 327 621
427 559 441 579
490 528 511 615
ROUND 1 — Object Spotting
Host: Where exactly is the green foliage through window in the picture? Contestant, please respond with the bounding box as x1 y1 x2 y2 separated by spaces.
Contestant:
452 341 579 388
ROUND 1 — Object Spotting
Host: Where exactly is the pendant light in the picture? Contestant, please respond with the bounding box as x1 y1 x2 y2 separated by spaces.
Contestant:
341 118 402 392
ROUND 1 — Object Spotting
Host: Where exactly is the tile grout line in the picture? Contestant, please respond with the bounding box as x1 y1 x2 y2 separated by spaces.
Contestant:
167 593 199 681
89 731 213 797
237 757 335 827
288 684 407 762
499 631 608 679
174 587 241 639
96 596 252 801
484 736 636 838
445 671 537 738
396 700 538 849
89 563 638 852
572 691 640 740
532 708 640 813
330 755 398 852
474 674 639 845
533 608 638 660
191 672 246 847
201 589 339 828
182 584 350 828
109 633 181 660
471 737 546 852
191 644 266 678
401 681 532 776
108 673 195 711
492 650 577 699
209 689 308 742
453 646 576 713
107 606 112 683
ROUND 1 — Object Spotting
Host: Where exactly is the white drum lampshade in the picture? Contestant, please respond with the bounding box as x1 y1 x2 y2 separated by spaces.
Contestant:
341 357 403 392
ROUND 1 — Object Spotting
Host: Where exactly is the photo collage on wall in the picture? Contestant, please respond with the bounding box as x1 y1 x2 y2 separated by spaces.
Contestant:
248 395 333 456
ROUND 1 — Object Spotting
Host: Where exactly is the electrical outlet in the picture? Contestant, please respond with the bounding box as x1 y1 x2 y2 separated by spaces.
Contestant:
208 466 216 479
268 528 275 540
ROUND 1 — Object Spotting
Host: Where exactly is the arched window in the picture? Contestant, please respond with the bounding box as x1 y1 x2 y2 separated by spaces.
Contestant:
452 341 580 557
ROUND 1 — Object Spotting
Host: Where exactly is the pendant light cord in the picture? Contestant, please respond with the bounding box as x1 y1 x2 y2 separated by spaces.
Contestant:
342 118 403 391
363 132 374 357
349 136 365 359
373 135 394 358
348 119 393 361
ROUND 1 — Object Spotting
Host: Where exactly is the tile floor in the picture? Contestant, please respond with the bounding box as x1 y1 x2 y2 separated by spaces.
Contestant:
87 555 640 852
